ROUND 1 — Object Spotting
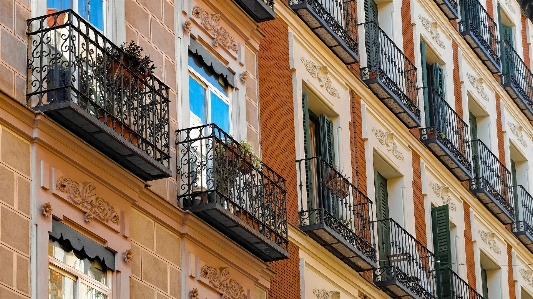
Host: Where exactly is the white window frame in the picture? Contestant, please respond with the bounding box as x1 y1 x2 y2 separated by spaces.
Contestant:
188 65 232 134
48 249 112 299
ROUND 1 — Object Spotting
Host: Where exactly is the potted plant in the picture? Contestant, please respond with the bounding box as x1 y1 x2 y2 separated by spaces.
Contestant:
324 169 350 199
106 41 156 90
237 140 262 174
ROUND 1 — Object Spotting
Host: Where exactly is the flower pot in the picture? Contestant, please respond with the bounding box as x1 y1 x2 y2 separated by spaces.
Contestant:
98 116 138 146
108 61 148 91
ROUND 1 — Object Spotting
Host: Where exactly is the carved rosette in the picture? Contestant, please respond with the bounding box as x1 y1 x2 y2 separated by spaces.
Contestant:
190 288 199 299
241 71 250 84
42 202 53 217
372 128 404 161
184 20 192 33
55 177 120 224
123 249 133 264
429 182 457 211
418 15 445 49
508 122 528 147
466 73 489 101
300 58 340 98
192 6 238 53
200 265 246 299
478 230 502 254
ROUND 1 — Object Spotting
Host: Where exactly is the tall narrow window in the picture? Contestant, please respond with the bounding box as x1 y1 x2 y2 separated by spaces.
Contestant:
188 53 231 133
481 267 489 299
498 4 514 77
420 40 445 129
431 205 452 298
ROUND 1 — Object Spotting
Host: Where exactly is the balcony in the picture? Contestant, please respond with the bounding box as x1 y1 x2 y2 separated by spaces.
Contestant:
470 140 515 224
439 268 484 299
421 89 472 181
233 0 275 22
513 185 533 253
176 124 289 262
361 22 421 128
434 0 459 19
501 42 533 121
374 218 437 299
458 0 501 73
297 157 376 271
26 10 171 181
289 0 359 64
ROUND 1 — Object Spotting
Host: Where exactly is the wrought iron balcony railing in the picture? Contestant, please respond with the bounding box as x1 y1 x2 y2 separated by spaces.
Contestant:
439 268 483 299
513 185 533 253
289 0 359 64
374 218 437 299
434 0 459 19
458 0 501 73
361 22 421 128
297 157 376 271
26 10 171 180
233 0 275 22
470 140 515 224
421 89 472 181
501 41 533 121
176 124 289 262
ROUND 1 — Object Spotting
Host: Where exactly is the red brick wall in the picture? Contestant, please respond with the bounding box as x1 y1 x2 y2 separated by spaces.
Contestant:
495 96 506 166
522 15 531 69
350 91 367 194
507 244 516 299
453 41 464 119
463 203 477 288
401 0 416 67
258 17 301 299
412 151 427 247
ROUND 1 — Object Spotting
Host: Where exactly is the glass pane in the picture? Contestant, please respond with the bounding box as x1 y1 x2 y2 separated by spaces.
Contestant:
88 0 104 31
49 240 106 284
49 268 75 299
189 76 206 124
47 0 72 10
211 92 230 133
188 55 227 95
79 283 108 299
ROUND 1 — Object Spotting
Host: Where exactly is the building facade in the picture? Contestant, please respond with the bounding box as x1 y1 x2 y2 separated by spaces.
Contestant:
3 0 533 298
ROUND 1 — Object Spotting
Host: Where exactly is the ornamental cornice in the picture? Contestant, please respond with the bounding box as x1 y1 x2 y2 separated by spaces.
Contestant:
192 6 238 53
300 58 340 98
418 15 445 49
200 265 246 299
372 128 404 161
429 182 457 211
478 230 502 254
55 177 120 224
508 122 528 147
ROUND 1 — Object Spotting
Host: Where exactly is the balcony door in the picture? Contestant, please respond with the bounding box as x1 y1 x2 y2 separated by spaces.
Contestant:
498 5 514 77
365 0 380 71
302 92 336 215
421 41 446 129
374 171 391 270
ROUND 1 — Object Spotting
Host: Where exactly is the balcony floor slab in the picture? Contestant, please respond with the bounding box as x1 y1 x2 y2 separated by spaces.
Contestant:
471 187 514 224
422 136 472 181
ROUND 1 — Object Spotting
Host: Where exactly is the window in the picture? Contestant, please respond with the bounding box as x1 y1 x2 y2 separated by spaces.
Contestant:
48 239 111 299
47 0 105 31
420 40 446 129
188 53 231 133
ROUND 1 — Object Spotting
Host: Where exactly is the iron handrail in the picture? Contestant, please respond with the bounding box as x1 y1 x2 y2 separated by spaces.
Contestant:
501 41 533 107
513 185 533 236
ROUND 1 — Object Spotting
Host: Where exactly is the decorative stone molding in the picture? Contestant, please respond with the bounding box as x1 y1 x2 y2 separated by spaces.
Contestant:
241 71 250 84
478 230 502 254
504 0 517 14
300 58 340 98
190 288 200 299
466 73 489 101
184 20 192 33
123 249 133 264
55 177 120 224
200 265 246 299
42 202 53 217
429 182 457 211
508 122 528 147
418 15 445 49
313 289 340 299
192 6 238 53
372 128 404 161
519 268 533 286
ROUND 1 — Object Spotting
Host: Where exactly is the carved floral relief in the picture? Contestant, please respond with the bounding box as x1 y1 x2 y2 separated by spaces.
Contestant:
429 182 457 211
372 128 404 161
418 15 445 49
508 122 528 147
466 73 489 101
520 268 533 286
300 58 340 98
200 265 246 299
478 230 502 254
55 177 120 224
192 6 238 53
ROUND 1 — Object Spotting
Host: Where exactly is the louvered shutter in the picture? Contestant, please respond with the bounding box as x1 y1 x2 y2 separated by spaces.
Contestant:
432 205 452 299
303 92 315 211
421 40 431 127
319 115 335 165
375 171 391 271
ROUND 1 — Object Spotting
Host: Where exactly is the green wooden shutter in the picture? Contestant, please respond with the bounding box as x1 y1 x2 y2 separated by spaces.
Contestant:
481 268 489 299
469 112 479 179
511 159 519 221
421 40 430 128
303 92 315 211
499 4 514 76
365 0 380 70
319 115 335 165
430 63 445 132
375 171 391 272
432 205 452 299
